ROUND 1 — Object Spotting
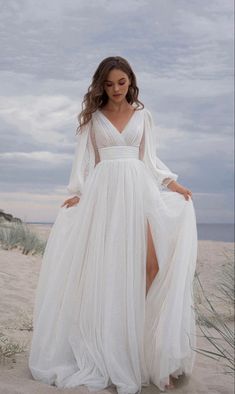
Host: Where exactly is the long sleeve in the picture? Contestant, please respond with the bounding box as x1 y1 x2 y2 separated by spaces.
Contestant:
139 109 178 189
67 119 99 198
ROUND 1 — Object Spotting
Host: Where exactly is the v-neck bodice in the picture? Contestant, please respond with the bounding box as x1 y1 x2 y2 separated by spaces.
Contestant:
66 107 179 198
97 108 138 135
92 108 145 149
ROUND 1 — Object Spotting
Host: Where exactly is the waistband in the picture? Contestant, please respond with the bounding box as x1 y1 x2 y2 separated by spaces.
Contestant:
98 146 139 161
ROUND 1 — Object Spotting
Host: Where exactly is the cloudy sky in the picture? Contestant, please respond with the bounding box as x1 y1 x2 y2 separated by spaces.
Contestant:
0 0 234 223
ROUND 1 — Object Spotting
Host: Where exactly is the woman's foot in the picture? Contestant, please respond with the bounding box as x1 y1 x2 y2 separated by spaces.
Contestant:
165 375 175 389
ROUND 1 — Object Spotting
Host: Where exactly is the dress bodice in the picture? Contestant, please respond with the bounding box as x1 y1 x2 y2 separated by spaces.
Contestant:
91 109 145 151
66 107 179 198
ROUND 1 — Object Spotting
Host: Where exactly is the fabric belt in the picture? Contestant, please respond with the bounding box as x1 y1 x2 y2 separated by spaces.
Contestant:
98 146 139 161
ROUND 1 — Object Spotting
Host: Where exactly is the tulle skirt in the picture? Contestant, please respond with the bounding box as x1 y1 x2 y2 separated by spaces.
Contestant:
28 154 197 393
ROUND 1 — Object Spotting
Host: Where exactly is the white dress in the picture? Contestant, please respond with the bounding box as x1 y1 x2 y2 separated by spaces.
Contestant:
28 107 198 393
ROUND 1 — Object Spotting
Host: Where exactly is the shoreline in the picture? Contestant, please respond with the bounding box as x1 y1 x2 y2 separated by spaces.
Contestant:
25 222 235 244
26 222 235 243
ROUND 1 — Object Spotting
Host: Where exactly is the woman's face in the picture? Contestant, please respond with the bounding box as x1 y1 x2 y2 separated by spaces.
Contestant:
103 68 131 103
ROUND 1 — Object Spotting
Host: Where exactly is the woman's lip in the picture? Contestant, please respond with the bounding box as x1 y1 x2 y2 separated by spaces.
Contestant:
113 94 122 96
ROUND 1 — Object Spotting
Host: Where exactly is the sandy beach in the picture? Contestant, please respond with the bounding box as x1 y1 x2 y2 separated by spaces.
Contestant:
0 224 234 394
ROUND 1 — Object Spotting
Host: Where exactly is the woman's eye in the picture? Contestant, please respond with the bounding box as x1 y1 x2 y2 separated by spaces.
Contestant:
105 81 126 87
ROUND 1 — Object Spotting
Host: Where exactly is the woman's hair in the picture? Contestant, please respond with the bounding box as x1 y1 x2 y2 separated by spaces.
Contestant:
76 56 144 134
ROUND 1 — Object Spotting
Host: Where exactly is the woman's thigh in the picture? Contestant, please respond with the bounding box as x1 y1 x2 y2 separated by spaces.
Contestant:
146 220 159 283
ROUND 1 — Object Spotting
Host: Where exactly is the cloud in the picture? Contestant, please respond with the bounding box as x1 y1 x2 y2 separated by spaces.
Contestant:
0 151 71 164
193 191 234 223
0 94 79 146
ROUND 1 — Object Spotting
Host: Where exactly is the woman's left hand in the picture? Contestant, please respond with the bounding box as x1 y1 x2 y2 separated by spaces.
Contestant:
179 187 192 201
167 181 193 200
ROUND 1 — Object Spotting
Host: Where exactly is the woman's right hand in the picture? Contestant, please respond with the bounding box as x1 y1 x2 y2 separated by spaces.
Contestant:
61 196 80 208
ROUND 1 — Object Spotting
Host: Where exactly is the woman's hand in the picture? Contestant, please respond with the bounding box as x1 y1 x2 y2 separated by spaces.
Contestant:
178 186 192 201
61 196 80 208
167 181 193 201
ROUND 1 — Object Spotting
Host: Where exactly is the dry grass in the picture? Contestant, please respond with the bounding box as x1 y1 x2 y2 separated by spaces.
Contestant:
0 332 24 360
193 252 234 375
0 222 46 255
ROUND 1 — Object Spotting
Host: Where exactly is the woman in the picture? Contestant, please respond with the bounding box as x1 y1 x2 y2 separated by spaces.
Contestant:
28 56 198 393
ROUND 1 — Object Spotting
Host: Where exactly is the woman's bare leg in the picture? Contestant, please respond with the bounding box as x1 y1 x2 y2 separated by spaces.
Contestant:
146 220 159 295
165 376 175 389
146 221 175 389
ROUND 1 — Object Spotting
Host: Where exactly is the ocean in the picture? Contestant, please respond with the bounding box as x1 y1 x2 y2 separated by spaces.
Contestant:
196 223 234 242
27 222 234 243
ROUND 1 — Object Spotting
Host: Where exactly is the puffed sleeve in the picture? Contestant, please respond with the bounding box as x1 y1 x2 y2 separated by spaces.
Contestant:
67 118 99 198
139 109 178 189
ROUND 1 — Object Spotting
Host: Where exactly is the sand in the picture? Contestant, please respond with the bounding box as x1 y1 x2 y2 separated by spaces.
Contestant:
0 223 234 394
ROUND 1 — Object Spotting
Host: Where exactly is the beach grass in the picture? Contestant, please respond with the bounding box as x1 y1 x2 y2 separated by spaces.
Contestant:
194 253 234 374
0 332 24 360
0 221 46 255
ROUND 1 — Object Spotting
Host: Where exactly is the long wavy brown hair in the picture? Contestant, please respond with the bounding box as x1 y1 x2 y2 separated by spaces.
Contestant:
76 56 144 134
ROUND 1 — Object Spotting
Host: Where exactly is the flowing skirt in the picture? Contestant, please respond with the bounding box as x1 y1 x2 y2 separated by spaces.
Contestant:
28 156 197 393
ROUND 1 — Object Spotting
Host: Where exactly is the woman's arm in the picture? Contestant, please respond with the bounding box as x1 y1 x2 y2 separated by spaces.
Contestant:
165 179 192 200
62 119 97 208
140 109 193 201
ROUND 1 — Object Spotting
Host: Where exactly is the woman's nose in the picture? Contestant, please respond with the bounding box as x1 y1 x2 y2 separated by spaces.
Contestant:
113 84 119 92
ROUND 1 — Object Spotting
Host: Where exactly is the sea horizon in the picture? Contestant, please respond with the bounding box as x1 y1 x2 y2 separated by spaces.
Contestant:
26 222 235 243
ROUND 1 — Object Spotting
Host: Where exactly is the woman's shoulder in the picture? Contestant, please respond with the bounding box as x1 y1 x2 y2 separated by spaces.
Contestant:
135 105 151 115
133 105 150 116
76 116 93 136
139 107 153 124
143 107 151 115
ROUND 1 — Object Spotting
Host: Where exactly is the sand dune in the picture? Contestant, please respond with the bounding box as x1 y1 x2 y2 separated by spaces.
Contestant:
0 224 234 394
